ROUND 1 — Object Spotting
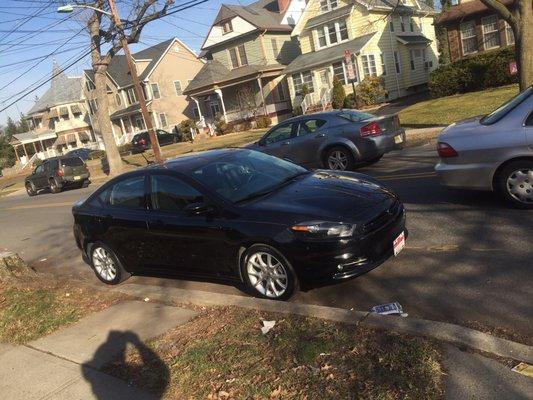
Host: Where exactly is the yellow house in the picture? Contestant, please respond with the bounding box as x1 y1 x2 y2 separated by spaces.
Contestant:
284 0 439 111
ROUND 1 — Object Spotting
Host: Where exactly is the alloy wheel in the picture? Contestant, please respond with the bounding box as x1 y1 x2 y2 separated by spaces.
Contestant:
506 168 533 204
246 252 288 298
327 150 348 170
92 246 117 282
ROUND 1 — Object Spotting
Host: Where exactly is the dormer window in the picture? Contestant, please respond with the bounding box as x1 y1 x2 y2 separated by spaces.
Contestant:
319 0 338 13
316 20 349 49
221 20 233 34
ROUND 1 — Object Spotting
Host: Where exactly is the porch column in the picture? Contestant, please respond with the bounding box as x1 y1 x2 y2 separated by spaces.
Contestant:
191 97 205 128
22 143 28 158
14 145 20 162
213 88 227 121
32 142 38 155
75 132 81 147
257 77 268 116
119 118 126 135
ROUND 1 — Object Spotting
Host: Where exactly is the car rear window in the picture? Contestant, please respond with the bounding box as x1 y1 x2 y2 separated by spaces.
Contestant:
62 157 84 166
480 87 533 125
338 110 374 122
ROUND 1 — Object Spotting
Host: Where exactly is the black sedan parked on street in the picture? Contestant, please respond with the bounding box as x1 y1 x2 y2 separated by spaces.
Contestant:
73 149 406 300
131 129 180 153
249 110 405 171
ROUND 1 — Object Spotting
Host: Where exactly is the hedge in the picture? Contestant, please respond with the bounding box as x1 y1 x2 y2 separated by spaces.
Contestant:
429 46 518 98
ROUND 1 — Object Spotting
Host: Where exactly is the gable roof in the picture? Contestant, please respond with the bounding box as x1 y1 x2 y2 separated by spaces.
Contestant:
27 62 83 115
437 0 514 24
304 4 354 30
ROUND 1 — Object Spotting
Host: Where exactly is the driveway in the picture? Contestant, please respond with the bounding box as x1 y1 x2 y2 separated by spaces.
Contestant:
0 142 531 340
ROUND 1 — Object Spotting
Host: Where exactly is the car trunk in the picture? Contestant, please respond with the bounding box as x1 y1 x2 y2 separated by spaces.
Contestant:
61 157 88 178
372 115 402 137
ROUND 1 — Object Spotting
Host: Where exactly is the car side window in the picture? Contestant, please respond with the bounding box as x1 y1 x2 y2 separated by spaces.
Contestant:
109 176 146 209
525 111 533 126
264 123 294 145
297 119 327 136
42 162 49 172
150 174 203 212
34 165 44 174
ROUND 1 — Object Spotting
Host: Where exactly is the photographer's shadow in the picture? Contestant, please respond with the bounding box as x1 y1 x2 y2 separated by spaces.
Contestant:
81 330 169 399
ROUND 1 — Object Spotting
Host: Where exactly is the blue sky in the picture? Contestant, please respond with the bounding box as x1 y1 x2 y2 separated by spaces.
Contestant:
0 0 240 127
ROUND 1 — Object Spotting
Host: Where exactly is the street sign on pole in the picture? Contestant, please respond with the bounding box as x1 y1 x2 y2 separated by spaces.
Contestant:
344 49 355 81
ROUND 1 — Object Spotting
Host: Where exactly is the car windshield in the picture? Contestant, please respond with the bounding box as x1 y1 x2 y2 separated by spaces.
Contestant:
480 87 533 125
192 150 307 203
338 110 374 122
62 157 84 166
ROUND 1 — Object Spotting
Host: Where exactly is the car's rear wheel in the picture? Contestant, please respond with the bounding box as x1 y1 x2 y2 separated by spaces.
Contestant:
26 182 36 197
89 242 130 285
495 160 533 209
241 244 297 301
49 178 61 194
325 146 355 171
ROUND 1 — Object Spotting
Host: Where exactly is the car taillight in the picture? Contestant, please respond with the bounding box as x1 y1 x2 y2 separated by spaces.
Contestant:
139 138 146 145
56 168 64 177
360 121 381 137
437 142 458 158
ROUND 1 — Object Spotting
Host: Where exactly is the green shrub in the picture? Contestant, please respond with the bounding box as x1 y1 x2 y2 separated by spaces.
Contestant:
33 158 43 167
214 113 231 135
118 143 132 155
429 46 517 98
300 84 310 99
292 105 302 116
254 115 271 129
344 76 387 107
331 76 346 109
240 120 252 131
179 119 197 142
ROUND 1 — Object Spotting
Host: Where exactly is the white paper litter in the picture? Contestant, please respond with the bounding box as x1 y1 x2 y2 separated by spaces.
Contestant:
39 258 47 262
261 320 276 335
370 302 405 316
143 297 150 302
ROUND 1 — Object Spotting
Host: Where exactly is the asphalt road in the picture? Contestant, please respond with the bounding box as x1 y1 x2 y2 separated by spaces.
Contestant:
1 142 531 340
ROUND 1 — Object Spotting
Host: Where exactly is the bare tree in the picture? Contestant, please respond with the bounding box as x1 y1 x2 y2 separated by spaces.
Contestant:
479 0 532 90
236 84 259 121
85 0 174 175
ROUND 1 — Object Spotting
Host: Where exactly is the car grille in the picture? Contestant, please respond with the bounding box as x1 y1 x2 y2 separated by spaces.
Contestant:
362 200 403 234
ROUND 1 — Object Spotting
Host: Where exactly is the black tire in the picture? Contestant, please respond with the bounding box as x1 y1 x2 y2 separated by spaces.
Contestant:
240 244 297 301
495 160 533 209
25 182 36 197
49 178 61 194
88 242 130 285
324 146 355 171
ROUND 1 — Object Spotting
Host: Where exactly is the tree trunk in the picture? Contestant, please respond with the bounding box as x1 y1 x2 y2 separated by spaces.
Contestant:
94 66 123 176
517 5 533 90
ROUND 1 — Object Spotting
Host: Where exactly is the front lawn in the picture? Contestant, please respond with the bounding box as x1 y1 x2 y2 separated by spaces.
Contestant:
104 307 444 400
399 84 519 127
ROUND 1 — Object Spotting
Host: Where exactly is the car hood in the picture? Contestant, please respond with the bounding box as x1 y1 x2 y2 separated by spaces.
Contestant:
241 170 398 224
440 116 482 140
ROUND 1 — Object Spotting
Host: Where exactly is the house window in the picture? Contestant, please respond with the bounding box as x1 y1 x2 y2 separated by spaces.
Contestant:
193 108 200 118
505 21 515 45
332 61 346 84
174 80 182 96
409 17 414 32
150 83 161 99
319 0 338 13
292 74 303 95
409 50 416 70
380 53 387 75
389 17 394 32
159 113 167 128
221 20 233 34
271 39 279 58
292 71 314 95
209 101 220 116
460 20 478 55
394 51 401 74
228 45 248 69
315 20 349 49
115 93 122 106
127 88 137 105
400 16 405 32
89 99 98 115
362 55 377 77
85 80 96 91
134 115 145 131
276 82 286 101
481 15 500 50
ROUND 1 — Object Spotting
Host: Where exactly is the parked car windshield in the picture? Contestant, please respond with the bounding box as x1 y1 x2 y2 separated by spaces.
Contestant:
62 157 84 166
338 110 374 122
480 86 533 125
192 150 307 203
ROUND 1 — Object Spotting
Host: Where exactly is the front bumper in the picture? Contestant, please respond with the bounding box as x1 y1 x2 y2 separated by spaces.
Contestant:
435 161 494 191
286 206 407 286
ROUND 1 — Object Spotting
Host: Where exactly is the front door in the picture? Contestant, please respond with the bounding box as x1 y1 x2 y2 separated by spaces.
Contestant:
288 118 329 167
259 122 296 161
318 68 331 91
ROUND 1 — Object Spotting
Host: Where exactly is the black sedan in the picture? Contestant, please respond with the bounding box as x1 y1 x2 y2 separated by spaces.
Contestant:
73 149 406 300
131 129 179 153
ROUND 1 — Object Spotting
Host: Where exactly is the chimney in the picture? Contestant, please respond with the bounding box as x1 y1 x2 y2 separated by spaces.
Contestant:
278 0 290 13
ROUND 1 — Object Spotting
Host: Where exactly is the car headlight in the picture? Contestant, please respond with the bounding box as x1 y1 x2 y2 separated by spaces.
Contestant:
291 221 355 238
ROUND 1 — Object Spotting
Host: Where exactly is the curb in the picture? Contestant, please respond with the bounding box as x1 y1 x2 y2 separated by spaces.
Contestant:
113 283 532 364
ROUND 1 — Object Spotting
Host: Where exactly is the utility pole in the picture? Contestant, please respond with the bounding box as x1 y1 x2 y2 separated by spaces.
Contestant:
107 0 163 164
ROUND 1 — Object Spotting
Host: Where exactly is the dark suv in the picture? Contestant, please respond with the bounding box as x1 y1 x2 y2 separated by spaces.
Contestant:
25 156 90 196
131 129 179 153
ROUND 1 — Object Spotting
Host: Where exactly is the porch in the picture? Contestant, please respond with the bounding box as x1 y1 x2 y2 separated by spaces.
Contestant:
110 102 164 145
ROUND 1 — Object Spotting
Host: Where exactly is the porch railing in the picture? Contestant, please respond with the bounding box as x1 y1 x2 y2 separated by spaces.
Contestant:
320 88 332 110
301 93 316 114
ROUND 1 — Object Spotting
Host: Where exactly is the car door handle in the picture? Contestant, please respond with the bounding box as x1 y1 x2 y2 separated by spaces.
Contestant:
316 133 326 138
281 141 290 146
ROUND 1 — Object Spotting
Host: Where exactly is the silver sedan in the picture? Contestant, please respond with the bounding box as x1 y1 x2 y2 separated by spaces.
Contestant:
435 86 533 209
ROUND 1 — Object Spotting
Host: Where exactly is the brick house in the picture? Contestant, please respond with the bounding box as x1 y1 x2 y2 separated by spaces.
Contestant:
437 0 515 62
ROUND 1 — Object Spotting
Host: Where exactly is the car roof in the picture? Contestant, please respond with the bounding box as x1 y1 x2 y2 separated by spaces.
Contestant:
163 148 249 173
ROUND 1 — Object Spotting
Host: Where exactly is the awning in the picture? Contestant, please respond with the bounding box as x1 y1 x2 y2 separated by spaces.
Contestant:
284 32 376 75
396 35 432 45
109 101 152 119
59 106 69 116
71 104 81 114
79 131 90 142
49 108 58 118
54 133 77 146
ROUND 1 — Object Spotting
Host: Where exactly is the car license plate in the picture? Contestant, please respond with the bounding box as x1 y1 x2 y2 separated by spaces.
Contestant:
394 135 403 144
393 231 405 256
73 176 81 181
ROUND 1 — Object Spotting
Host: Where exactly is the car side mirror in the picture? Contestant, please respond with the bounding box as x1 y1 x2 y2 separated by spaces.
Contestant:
184 202 214 215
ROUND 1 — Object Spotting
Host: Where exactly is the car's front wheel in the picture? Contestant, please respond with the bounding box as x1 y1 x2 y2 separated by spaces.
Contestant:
495 160 533 209
89 242 130 284
241 245 297 300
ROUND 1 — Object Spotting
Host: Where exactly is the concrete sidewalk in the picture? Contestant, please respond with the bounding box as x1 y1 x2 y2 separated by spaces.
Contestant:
0 301 197 399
